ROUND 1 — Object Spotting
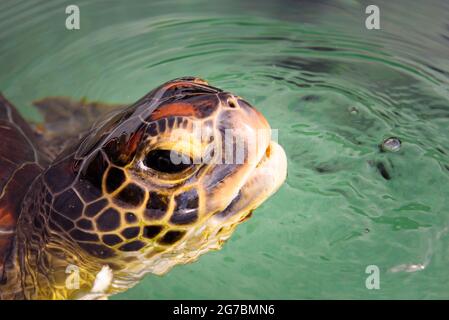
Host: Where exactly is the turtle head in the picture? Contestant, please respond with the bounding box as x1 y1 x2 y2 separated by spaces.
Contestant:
46 77 287 282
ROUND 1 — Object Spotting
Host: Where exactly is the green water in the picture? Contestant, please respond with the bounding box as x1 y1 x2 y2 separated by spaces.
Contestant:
1 0 449 299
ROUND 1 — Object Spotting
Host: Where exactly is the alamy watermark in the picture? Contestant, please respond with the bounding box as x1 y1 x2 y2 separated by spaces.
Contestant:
365 5 380 30
159 121 278 166
365 265 380 290
64 4 381 31
65 5 80 30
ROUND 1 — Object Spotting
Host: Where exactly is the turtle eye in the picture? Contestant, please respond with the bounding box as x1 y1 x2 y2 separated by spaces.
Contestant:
143 149 192 174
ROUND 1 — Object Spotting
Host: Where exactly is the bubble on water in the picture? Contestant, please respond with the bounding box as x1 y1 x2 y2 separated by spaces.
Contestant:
348 106 359 115
380 137 402 152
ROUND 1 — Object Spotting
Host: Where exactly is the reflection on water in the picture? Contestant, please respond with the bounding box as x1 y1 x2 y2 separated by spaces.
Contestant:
1 0 449 299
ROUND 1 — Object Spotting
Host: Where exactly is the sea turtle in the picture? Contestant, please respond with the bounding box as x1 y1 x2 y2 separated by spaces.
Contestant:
0 77 287 300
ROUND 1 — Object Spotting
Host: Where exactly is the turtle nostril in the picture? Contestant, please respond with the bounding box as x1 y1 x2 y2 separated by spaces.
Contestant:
228 99 238 109
265 145 272 158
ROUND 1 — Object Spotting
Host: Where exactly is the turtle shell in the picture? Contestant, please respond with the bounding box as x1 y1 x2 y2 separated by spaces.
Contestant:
0 94 48 278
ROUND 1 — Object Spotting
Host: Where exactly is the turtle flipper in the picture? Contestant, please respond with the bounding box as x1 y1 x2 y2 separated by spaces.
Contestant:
32 97 127 157
0 94 47 280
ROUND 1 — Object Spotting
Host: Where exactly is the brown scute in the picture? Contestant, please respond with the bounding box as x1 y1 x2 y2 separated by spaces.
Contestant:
72 104 126 158
44 204 51 215
48 220 63 233
85 198 108 217
0 122 37 165
143 225 164 239
53 188 83 220
158 119 166 132
118 240 146 252
96 208 121 232
45 192 52 204
102 234 123 246
149 103 196 121
0 160 18 192
152 79 220 103
0 163 43 230
0 95 48 274
113 183 145 208
49 210 74 232
105 167 126 193
44 157 76 193
204 163 237 190
74 176 103 202
0 235 13 276
149 95 218 122
76 218 94 230
170 189 199 225
70 229 99 242
158 230 186 245
169 208 198 225
125 212 138 223
79 242 116 259
102 127 144 166
81 151 108 191
145 122 158 136
167 116 176 129
189 94 219 118
121 226 140 239
144 192 169 220
33 215 44 230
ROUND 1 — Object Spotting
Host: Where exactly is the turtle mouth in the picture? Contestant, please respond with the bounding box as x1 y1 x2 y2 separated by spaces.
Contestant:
244 140 287 206
256 143 273 168
216 141 287 221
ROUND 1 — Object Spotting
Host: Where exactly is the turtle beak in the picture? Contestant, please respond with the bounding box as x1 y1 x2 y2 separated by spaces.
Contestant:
210 94 287 221
236 96 287 206
254 141 287 200
212 140 287 221
240 140 287 211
